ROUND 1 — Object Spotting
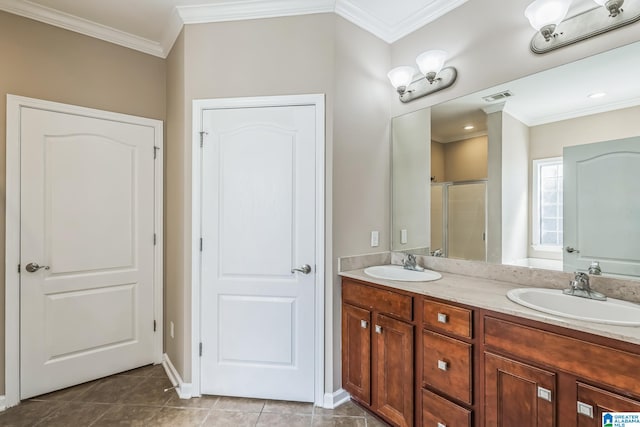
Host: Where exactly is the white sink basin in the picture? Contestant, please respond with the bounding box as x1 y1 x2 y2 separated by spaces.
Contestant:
363 265 442 282
507 288 640 326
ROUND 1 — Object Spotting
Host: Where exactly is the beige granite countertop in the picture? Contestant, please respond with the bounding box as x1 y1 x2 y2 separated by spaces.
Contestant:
339 268 640 346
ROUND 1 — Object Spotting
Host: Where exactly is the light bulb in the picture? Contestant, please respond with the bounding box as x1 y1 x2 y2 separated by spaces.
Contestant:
387 66 416 94
416 50 448 83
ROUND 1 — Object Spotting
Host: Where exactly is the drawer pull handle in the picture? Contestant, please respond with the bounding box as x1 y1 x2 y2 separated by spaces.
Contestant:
437 423 447 427
437 360 448 371
437 313 448 324
577 401 594 418
360 320 368 329
375 325 382 334
537 386 552 402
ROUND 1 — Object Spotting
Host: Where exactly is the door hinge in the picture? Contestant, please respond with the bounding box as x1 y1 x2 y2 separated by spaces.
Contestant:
153 320 157 332
200 238 203 252
199 131 208 148
18 264 21 273
199 342 203 357
154 146 160 159
154 233 157 245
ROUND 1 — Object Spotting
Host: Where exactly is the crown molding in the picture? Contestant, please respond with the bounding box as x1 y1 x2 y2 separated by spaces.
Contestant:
433 129 488 144
0 0 165 57
335 0 469 43
176 0 335 25
0 0 469 59
161 7 185 55
524 96 640 127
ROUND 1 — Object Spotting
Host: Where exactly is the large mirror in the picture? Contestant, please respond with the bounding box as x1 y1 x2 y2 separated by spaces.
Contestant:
391 40 640 278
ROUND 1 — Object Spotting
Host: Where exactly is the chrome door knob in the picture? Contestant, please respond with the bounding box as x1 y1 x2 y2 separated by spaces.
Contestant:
291 264 312 274
25 263 50 273
565 246 580 253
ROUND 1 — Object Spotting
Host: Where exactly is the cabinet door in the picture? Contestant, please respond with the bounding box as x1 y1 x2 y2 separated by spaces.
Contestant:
485 352 556 427
577 383 640 427
342 303 372 405
375 313 414 427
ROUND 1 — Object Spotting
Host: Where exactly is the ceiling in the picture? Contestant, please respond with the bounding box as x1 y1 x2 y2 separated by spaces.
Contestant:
0 0 468 57
430 40 640 143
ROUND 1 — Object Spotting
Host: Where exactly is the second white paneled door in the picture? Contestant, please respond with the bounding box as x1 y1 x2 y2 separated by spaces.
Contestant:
200 103 318 402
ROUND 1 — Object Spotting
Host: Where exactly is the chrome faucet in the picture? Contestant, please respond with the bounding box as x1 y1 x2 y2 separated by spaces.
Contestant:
430 248 443 257
402 253 424 271
562 272 607 301
588 261 602 275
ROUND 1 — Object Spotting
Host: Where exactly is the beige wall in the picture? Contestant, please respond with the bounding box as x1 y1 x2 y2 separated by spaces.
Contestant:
164 14 391 392
431 141 445 182
443 136 487 182
391 109 430 252
530 105 640 159
165 30 187 381
0 11 166 395
331 16 391 388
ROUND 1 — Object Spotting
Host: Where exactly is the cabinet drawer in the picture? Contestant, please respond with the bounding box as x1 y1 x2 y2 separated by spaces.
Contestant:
423 299 472 339
423 330 472 405
343 280 413 321
422 389 471 427
484 316 640 397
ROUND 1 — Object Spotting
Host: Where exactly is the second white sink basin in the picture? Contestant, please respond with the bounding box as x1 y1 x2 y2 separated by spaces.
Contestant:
364 265 442 282
507 288 640 326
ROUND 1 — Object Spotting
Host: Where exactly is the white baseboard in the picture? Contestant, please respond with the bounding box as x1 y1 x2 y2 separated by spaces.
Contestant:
322 388 350 409
0 395 6 412
162 353 193 399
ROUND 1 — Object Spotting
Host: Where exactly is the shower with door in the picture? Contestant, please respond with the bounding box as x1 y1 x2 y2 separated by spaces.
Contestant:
431 180 487 261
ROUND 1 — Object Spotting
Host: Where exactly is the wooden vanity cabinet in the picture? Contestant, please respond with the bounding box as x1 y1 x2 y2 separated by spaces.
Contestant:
483 314 640 427
342 276 640 427
342 279 415 427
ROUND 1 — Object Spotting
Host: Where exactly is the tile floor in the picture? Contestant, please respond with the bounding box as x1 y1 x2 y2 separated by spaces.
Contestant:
0 365 389 426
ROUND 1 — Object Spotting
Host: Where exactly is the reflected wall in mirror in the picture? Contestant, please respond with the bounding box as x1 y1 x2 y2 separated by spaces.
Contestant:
391 40 640 278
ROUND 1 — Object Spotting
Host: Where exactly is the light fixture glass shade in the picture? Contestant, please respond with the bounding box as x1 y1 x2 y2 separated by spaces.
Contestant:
387 66 416 92
524 0 571 31
415 50 448 77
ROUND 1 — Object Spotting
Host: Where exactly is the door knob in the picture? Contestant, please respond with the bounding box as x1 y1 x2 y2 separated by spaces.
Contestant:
25 263 50 273
566 246 580 253
291 264 312 274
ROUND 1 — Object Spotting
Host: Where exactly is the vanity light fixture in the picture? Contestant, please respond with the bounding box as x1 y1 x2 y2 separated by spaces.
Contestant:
525 0 640 54
387 50 457 103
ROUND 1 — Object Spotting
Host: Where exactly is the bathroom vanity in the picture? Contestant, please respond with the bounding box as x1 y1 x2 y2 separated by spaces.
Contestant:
340 270 640 427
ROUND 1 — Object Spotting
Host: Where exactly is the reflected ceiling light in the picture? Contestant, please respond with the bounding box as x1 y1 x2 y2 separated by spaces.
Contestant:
525 0 640 54
387 50 457 103
588 92 607 98
464 125 475 130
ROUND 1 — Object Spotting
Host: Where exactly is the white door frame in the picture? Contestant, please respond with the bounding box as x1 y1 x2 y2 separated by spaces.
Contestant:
4 95 164 408
191 94 325 405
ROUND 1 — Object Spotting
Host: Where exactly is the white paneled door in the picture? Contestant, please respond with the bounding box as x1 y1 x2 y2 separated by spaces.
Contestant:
19 106 159 399
200 104 318 402
564 137 640 277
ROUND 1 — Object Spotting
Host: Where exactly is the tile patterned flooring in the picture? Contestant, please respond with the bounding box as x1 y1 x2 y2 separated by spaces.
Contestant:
0 365 389 426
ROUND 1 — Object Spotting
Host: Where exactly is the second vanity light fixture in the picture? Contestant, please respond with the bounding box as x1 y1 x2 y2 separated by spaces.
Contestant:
387 49 457 103
525 0 640 53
